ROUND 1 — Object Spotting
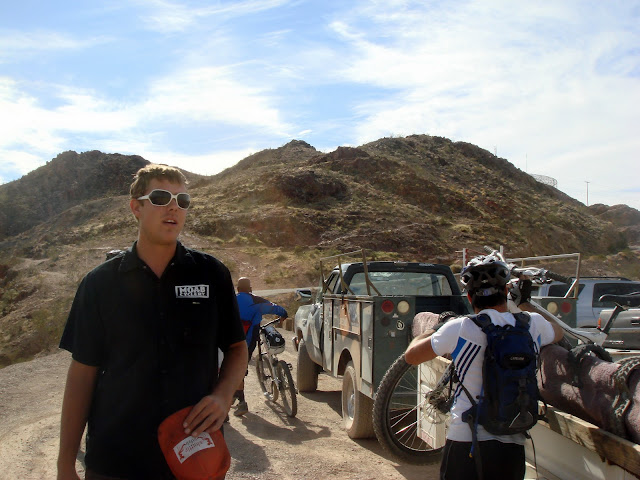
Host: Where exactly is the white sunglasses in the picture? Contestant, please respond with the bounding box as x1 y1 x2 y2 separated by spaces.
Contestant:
137 189 191 209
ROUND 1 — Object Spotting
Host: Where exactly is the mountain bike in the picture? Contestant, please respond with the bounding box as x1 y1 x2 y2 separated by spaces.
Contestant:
372 247 635 464
255 317 298 417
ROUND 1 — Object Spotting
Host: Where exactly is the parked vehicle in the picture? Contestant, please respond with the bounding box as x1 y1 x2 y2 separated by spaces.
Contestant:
599 293 640 351
535 277 640 328
293 249 470 457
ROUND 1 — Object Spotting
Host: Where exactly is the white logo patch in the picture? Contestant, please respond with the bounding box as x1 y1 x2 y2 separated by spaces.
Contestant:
173 432 215 463
175 285 209 298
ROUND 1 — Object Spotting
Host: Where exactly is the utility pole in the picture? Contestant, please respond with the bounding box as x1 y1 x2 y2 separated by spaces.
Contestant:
585 181 590 206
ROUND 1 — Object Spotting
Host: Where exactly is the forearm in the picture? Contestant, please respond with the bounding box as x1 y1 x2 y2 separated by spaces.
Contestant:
405 330 437 365
58 360 98 474
215 340 249 405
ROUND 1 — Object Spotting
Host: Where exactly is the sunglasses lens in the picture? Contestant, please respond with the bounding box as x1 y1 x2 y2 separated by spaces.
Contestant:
177 193 191 209
148 190 172 206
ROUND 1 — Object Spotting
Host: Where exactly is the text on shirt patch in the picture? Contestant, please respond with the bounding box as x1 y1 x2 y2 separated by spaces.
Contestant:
173 432 215 463
175 285 210 298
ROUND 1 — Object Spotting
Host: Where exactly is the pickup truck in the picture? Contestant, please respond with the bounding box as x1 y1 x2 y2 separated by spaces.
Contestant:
293 250 470 442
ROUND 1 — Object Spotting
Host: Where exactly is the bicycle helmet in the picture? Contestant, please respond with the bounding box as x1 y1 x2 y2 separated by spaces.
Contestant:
460 254 511 296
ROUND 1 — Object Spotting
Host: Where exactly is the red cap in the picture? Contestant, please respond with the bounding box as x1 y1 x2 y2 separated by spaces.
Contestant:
157 406 231 480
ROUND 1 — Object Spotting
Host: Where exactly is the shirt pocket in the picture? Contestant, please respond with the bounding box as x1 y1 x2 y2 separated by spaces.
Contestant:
176 298 217 345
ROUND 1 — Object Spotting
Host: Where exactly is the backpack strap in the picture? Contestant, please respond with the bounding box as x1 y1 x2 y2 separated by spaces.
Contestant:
512 311 531 329
467 313 494 332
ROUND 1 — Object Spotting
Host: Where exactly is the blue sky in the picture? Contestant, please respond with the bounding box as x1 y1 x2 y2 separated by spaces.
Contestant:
1 0 639 210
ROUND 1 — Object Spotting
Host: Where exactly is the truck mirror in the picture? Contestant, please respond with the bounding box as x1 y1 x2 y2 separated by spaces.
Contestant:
295 289 313 302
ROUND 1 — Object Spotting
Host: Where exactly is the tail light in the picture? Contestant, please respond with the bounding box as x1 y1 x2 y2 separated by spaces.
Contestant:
381 300 394 314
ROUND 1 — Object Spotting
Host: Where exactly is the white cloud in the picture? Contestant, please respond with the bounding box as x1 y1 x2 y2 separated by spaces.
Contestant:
141 66 291 133
0 30 111 60
0 78 139 159
136 146 254 176
0 149 46 179
138 0 294 33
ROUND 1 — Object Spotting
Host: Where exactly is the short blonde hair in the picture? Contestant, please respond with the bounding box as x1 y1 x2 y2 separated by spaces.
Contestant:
130 164 188 199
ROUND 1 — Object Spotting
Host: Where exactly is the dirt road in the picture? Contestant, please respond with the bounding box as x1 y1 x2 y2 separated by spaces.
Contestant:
0 329 439 479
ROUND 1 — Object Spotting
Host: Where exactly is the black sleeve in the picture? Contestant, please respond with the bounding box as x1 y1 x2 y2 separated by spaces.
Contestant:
59 271 105 367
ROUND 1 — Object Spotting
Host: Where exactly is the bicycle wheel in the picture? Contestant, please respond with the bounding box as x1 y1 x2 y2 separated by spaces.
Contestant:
277 360 298 417
256 351 277 402
373 354 450 465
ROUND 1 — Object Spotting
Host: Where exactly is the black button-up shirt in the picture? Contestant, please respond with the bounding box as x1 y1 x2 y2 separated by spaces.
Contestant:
60 242 244 479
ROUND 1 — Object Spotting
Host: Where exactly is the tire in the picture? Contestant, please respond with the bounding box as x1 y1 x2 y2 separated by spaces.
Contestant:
341 361 374 439
277 360 298 417
373 354 446 465
256 351 277 402
297 340 319 393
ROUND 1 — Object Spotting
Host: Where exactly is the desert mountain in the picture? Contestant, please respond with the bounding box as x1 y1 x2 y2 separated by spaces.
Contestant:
0 135 638 367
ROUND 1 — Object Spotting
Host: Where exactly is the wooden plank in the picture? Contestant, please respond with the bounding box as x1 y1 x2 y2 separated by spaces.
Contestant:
539 405 640 476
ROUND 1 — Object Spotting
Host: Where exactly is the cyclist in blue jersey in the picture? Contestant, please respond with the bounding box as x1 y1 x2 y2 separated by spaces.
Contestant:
233 277 288 416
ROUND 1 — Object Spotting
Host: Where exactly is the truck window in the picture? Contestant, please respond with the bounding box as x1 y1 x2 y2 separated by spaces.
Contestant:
325 273 340 295
592 282 640 308
548 283 585 297
349 271 454 296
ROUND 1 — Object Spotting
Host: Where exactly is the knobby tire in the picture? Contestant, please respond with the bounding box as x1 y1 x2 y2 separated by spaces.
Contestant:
277 360 298 417
256 351 277 402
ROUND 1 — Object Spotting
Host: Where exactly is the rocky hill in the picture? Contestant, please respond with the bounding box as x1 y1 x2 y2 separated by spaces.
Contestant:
0 135 638 367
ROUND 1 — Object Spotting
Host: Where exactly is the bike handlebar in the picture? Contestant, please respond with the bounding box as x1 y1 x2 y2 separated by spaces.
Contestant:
260 317 284 329
479 247 572 284
543 270 572 284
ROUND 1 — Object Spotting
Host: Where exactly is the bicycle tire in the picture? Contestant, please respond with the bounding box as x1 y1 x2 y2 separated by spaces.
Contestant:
277 360 298 417
256 351 277 402
373 354 448 465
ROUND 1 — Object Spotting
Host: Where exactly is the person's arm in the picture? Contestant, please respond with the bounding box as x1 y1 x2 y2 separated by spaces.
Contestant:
57 360 98 480
255 297 288 319
519 302 565 343
404 329 437 365
183 339 248 436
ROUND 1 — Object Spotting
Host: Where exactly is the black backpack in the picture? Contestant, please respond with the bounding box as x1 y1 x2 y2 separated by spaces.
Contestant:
460 312 540 436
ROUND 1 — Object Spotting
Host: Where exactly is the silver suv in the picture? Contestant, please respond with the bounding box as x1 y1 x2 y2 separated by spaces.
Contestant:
535 277 640 327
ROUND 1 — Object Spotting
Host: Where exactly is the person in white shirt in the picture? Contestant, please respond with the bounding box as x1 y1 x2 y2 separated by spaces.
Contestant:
405 254 564 480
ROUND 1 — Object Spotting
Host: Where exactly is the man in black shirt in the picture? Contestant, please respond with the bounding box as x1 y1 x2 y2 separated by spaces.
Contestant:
57 164 248 479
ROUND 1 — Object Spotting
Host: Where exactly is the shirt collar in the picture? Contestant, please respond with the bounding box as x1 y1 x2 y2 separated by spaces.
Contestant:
118 241 195 273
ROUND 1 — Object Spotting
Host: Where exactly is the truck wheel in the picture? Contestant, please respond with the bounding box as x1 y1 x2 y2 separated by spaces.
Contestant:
296 340 319 393
373 354 444 465
342 361 374 439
